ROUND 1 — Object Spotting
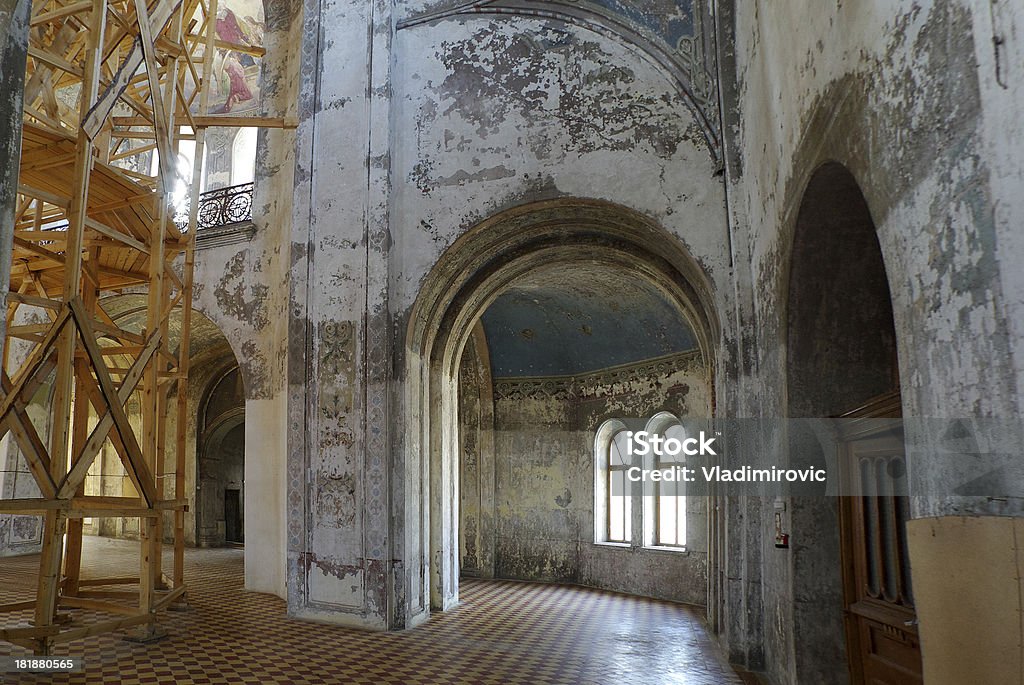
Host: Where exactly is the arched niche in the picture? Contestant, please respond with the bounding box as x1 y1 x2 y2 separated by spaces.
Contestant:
785 161 903 684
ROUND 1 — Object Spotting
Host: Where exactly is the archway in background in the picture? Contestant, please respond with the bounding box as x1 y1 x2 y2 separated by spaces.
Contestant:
785 162 914 684
98 295 244 554
197 365 246 546
406 199 719 616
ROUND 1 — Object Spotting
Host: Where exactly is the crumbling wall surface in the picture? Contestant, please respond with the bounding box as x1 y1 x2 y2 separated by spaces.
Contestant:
720 1 1024 682
0 0 31 558
489 353 711 606
287 1 730 629
389 14 729 316
286 0 395 629
186 0 301 600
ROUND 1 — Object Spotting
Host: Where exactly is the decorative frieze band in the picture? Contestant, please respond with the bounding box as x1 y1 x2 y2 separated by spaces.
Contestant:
492 350 704 401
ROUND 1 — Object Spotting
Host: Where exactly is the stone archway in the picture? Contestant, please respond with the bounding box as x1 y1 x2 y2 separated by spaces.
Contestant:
196 366 246 546
405 198 720 615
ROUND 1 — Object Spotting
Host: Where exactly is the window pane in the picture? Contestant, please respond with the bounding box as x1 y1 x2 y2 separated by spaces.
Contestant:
622 479 632 542
610 493 625 541
677 496 687 546
610 436 626 466
659 492 676 545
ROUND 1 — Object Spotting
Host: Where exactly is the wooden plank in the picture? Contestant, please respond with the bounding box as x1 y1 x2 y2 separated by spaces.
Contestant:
31 1 95 26
152 584 186 611
111 115 297 129
0 498 65 513
82 0 182 140
58 597 138 615
6 323 56 336
67 508 163 518
28 45 84 78
63 279 96 597
0 600 37 613
5 292 62 311
50 610 154 643
0 624 60 641
77 577 139 587
75 589 139 599
33 511 67 636
0 388 59 500
0 354 59 499
213 37 264 56
84 216 149 253
17 183 69 208
91 319 145 344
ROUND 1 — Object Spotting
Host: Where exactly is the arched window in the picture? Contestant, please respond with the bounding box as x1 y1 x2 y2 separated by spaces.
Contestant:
594 414 688 551
655 422 687 547
642 412 687 550
230 127 257 186
594 420 631 544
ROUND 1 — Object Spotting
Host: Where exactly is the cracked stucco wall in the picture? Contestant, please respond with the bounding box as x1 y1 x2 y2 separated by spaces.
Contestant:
485 352 710 605
188 0 302 599
0 0 29 559
717 0 1024 682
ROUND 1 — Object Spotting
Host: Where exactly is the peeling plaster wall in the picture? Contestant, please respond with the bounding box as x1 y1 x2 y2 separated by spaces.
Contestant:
0 0 30 558
387 8 728 627
487 351 710 605
287 0 394 629
390 16 729 317
286 0 729 630
718 0 1024 682
187 0 301 599
458 329 496 578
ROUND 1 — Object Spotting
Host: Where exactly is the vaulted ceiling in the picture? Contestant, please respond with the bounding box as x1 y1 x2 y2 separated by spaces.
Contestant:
480 263 697 377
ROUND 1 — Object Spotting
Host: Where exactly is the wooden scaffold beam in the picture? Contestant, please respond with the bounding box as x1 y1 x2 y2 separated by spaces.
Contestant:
0 0 218 656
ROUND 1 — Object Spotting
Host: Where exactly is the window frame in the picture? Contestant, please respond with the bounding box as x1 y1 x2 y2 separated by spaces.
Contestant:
593 419 632 546
642 412 688 552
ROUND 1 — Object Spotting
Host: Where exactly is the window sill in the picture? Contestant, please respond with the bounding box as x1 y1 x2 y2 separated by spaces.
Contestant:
592 541 632 550
642 545 690 555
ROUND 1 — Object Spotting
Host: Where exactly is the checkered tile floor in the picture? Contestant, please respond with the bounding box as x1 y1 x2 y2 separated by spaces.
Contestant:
1 537 741 684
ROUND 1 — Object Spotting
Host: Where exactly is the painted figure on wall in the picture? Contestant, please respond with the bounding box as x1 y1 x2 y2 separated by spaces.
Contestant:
210 4 264 113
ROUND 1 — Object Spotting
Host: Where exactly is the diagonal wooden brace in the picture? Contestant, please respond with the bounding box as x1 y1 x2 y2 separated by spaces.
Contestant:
0 307 70 422
82 0 183 140
1 365 60 499
63 299 159 506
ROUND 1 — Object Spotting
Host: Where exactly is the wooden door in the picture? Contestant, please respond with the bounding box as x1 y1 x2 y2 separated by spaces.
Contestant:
838 394 922 684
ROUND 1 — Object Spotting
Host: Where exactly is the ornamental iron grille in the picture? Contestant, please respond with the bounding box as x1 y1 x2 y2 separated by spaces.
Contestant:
174 182 254 231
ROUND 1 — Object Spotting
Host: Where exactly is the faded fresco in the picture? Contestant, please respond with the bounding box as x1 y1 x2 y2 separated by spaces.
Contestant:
207 0 264 114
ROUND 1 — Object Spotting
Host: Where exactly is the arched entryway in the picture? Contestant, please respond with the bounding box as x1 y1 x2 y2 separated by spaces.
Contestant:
86 296 246 555
197 366 246 546
786 162 917 684
405 199 720 615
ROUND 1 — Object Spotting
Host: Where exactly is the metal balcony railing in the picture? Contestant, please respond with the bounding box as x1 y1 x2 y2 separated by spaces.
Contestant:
174 182 254 231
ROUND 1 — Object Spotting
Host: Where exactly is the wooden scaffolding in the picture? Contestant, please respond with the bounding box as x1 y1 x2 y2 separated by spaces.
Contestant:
0 0 227 655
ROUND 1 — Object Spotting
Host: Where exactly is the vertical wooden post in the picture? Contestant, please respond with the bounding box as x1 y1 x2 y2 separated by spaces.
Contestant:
134 0 184 625
172 0 218 593
62 273 99 597
32 511 66 655
34 0 106 652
